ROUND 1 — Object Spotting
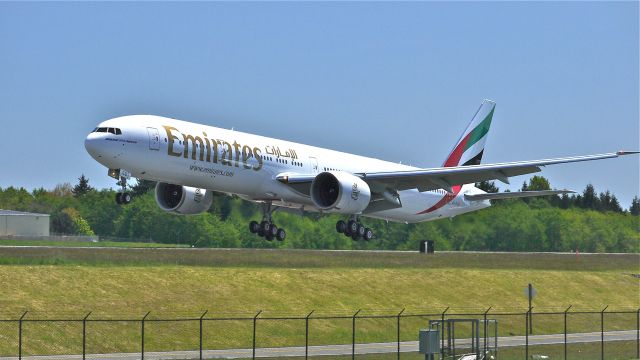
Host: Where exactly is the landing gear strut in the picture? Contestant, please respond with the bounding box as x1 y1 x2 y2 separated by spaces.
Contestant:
113 170 132 205
249 202 286 241
336 216 373 241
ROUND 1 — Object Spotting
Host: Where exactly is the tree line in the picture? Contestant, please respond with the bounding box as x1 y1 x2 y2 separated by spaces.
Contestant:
0 175 638 252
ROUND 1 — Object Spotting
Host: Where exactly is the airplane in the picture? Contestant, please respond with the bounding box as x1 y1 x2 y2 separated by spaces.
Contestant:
84 100 637 241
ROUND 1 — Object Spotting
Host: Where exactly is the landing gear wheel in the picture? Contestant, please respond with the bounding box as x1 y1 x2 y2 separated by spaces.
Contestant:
336 220 347 233
364 228 374 241
276 228 286 241
261 221 272 234
269 225 279 238
257 228 265 237
115 192 131 205
357 224 366 238
249 221 259 234
351 232 360 241
347 220 358 234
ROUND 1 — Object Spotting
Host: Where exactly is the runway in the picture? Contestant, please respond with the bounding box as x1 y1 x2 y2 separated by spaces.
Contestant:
0 330 636 360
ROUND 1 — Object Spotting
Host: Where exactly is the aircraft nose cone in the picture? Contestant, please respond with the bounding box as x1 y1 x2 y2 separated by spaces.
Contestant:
84 133 102 159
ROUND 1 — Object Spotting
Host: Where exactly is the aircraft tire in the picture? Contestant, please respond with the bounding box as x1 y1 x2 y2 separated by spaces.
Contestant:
364 228 374 241
261 221 272 234
265 233 274 241
122 193 132 204
249 221 259 234
336 220 346 233
351 232 359 241
115 193 122 204
347 220 358 234
356 224 365 238
257 228 265 237
269 225 279 238
276 228 286 241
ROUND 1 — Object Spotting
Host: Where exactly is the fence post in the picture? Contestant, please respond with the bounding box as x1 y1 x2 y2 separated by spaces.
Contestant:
600 305 608 360
441 307 449 359
82 312 92 360
252 310 262 360
199 310 208 360
305 310 314 360
18 311 27 360
525 308 530 360
397 308 405 360
563 305 571 360
141 311 150 360
483 306 492 354
352 309 361 360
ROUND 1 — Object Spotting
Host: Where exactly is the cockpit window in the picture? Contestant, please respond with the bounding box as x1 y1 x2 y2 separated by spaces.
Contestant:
93 127 122 135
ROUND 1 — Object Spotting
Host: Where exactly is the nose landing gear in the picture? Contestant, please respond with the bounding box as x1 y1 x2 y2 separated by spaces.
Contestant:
336 216 373 241
110 169 133 205
249 202 286 241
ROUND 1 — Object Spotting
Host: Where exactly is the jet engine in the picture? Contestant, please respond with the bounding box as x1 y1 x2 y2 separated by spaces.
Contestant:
155 183 213 215
310 171 371 214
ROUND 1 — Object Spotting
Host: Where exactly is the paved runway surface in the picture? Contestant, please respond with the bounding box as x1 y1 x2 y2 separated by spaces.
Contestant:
1 330 636 360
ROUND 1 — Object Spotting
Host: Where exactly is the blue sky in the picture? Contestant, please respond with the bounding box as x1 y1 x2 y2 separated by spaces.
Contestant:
0 2 638 207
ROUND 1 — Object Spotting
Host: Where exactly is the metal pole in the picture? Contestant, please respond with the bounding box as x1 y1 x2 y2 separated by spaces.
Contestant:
564 305 571 360
253 310 262 360
441 307 449 359
483 306 492 354
305 310 314 360
141 311 150 360
199 310 208 360
525 309 529 360
82 312 91 360
18 311 27 360
528 284 533 334
397 308 404 360
352 309 361 360
601 305 608 360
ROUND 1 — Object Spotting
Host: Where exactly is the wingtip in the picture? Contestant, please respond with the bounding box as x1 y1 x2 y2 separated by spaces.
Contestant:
616 150 640 156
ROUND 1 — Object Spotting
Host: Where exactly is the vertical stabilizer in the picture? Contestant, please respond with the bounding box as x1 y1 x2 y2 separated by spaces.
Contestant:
442 100 495 167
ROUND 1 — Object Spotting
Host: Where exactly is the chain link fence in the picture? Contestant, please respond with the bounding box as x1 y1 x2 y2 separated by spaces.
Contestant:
0 307 638 360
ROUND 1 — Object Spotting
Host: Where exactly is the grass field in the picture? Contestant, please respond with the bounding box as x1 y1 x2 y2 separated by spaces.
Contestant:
0 239 189 248
0 248 638 357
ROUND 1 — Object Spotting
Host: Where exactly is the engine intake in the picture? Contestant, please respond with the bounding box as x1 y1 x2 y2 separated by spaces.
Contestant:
311 171 371 214
155 183 213 215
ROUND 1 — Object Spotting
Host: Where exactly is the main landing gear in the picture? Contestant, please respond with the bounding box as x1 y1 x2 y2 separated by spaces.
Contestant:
336 216 374 241
249 202 286 241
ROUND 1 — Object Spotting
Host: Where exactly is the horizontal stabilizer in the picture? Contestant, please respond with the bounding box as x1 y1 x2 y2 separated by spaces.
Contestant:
465 189 574 201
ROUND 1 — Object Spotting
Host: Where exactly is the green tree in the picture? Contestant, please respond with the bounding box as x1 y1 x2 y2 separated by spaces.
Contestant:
630 196 640 216
72 175 94 197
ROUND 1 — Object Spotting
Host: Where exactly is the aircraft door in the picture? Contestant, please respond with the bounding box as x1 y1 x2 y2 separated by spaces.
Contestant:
147 127 160 150
309 157 319 174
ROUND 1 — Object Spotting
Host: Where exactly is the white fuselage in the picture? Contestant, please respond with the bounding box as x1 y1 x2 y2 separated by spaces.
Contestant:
85 115 490 223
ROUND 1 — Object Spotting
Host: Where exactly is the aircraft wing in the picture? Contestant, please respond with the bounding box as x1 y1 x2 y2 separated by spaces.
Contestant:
277 151 637 194
464 189 574 201
355 151 637 192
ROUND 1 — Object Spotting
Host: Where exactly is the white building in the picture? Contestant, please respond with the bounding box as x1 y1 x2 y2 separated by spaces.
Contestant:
0 210 50 237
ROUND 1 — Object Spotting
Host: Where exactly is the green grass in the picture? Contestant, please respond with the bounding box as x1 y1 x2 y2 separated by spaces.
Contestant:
0 239 190 248
0 249 637 356
0 246 637 270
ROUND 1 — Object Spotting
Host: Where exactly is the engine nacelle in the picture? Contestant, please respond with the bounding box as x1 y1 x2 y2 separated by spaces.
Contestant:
155 183 213 215
310 171 371 214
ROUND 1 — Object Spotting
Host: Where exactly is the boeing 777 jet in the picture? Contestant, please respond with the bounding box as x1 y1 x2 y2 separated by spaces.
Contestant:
84 100 637 241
